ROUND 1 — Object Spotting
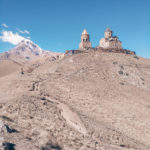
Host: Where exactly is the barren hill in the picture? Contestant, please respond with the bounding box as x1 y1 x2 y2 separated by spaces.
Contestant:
0 60 21 77
0 50 150 150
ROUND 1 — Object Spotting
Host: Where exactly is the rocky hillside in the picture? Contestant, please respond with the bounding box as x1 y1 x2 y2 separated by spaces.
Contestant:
0 50 150 150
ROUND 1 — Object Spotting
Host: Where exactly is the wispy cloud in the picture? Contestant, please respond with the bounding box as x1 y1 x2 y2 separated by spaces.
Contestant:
16 28 30 34
0 30 26 45
2 23 8 28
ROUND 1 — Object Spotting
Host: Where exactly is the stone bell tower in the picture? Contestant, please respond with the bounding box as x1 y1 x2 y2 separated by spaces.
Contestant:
79 29 91 49
104 28 113 39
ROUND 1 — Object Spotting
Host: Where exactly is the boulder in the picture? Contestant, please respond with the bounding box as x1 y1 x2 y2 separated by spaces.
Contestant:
0 120 7 133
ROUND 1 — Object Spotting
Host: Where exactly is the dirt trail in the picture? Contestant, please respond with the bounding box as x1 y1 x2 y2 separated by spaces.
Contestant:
45 96 87 134
29 76 87 134
28 73 87 135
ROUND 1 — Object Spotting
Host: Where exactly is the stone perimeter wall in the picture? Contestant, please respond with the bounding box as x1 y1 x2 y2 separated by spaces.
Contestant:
65 47 136 56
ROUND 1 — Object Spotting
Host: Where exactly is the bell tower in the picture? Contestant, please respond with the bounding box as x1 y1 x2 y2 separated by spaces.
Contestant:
104 28 113 39
79 29 91 49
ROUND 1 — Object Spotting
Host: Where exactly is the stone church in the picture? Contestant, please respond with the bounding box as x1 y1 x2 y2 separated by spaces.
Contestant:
66 28 134 55
79 29 91 49
79 28 122 50
99 28 122 49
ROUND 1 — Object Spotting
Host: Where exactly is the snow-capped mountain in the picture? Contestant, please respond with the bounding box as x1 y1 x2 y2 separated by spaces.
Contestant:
0 39 63 64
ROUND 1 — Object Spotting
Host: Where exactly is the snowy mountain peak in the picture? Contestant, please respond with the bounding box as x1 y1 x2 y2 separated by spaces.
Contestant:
0 39 63 63
16 39 42 52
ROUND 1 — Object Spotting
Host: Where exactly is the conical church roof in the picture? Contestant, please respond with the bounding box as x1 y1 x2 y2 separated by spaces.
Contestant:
82 29 88 35
105 28 112 32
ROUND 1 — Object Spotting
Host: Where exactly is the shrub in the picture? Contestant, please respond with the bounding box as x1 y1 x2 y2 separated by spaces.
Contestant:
41 142 62 150
118 70 123 75
2 142 15 150
119 65 124 70
1 116 13 122
113 61 118 65
5 125 18 133
120 82 125 85
133 55 139 59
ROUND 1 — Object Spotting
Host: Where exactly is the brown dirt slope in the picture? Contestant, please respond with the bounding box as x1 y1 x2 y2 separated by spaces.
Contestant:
0 51 150 150
0 60 21 77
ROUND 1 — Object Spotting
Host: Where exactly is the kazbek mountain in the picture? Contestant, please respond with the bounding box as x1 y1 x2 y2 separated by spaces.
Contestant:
0 39 63 63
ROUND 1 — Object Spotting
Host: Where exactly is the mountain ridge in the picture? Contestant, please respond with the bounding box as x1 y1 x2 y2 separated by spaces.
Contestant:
0 39 63 63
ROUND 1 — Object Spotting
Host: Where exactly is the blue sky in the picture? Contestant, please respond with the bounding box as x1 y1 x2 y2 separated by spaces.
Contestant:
0 0 150 58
